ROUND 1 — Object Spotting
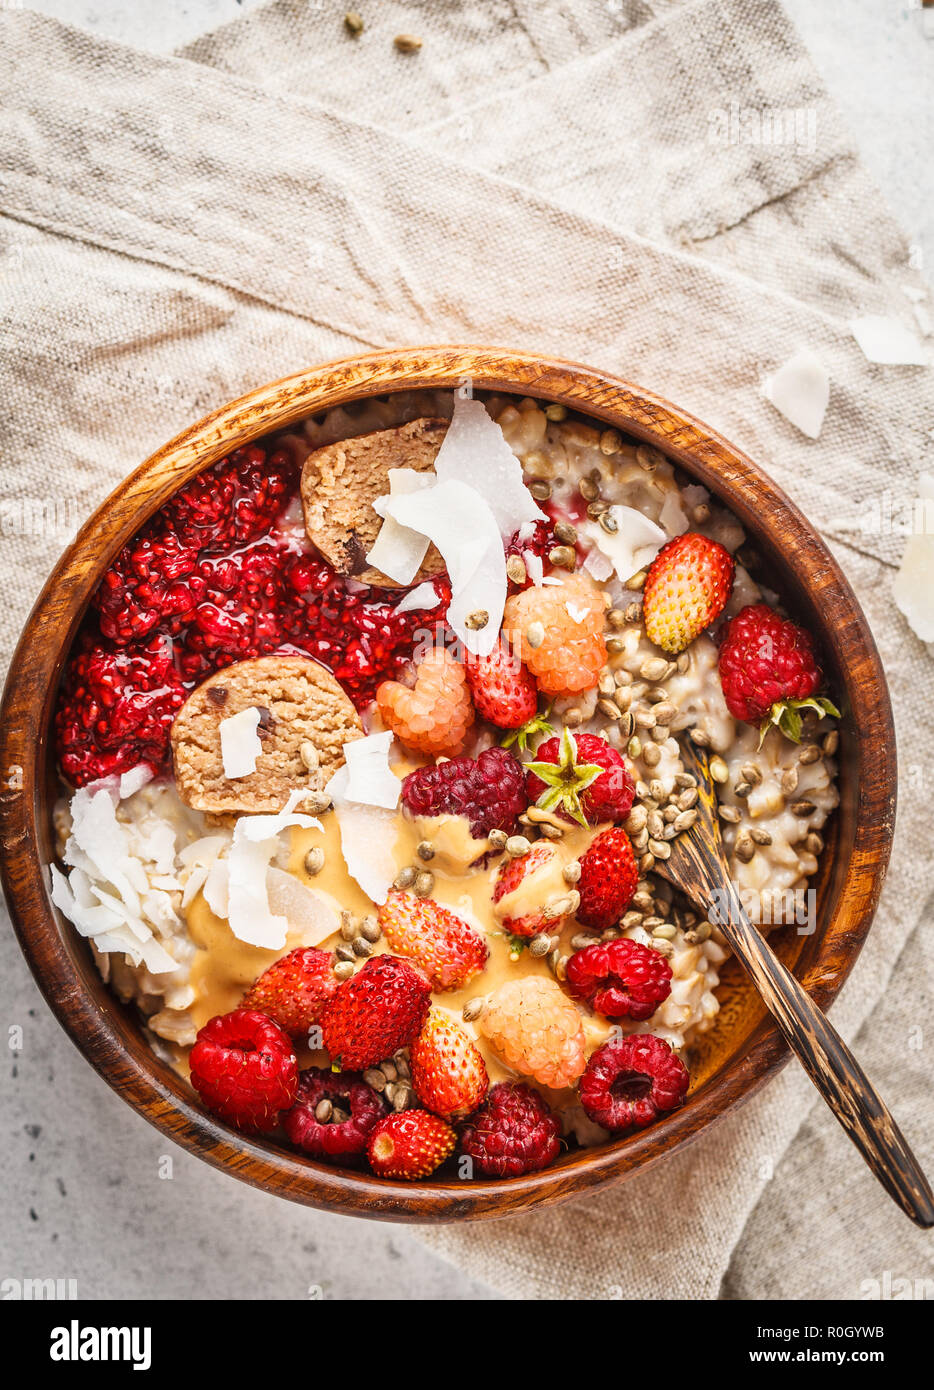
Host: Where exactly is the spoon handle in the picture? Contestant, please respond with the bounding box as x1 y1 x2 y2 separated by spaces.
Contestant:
714 877 934 1228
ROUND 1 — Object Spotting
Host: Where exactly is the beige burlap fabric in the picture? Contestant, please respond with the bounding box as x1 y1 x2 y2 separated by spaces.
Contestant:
1 0 930 1299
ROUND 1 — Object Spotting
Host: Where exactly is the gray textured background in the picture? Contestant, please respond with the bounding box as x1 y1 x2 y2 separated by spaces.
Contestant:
2 0 931 1301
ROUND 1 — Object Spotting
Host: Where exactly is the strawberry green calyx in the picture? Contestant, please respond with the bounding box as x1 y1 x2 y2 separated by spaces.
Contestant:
502 705 554 755
525 727 604 828
759 696 841 747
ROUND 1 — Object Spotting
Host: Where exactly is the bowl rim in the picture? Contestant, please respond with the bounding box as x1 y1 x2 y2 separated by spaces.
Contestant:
0 345 897 1222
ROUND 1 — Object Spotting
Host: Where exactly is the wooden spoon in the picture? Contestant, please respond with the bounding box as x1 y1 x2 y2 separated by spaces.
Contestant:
653 737 934 1228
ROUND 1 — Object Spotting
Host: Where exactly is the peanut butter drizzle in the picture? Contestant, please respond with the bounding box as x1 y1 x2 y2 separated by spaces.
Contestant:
184 802 614 1100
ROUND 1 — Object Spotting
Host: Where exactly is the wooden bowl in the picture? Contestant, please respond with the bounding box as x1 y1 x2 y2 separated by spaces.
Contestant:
0 347 896 1222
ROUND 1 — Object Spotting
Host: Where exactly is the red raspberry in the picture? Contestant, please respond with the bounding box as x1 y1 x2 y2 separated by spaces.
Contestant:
241 947 339 1039
55 634 187 786
525 729 635 826
642 532 735 654
378 891 488 991
459 1081 561 1178
400 746 527 840
579 1035 689 1132
320 955 431 1071
367 1110 456 1180
410 1009 489 1120
565 938 672 1021
718 604 835 740
464 640 538 729
576 828 639 930
189 1008 298 1133
283 1067 387 1159
491 841 570 938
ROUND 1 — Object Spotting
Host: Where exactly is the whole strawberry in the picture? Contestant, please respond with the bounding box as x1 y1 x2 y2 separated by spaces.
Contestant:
464 640 538 729
189 1008 298 1133
410 1009 489 1119
367 1110 456 1180
718 603 838 741
320 954 430 1070
460 1081 561 1178
642 532 734 654
241 947 339 1039
575 828 639 930
491 840 572 938
400 746 527 840
379 891 489 990
525 727 635 826
565 938 672 1021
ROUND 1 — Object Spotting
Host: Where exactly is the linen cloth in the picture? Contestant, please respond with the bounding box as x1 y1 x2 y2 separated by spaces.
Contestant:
0 0 930 1300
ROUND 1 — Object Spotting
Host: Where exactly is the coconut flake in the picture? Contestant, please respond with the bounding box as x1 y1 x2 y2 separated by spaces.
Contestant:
432 395 545 538
65 787 146 914
582 547 614 583
893 472 934 641
340 730 401 810
523 549 545 586
220 706 263 779
393 581 442 615
659 490 690 537
762 348 830 439
49 864 178 974
178 834 229 869
375 478 505 656
266 867 340 946
850 317 928 367
366 468 434 584
202 857 230 917
224 792 324 949
581 506 666 583
119 764 153 799
325 764 398 904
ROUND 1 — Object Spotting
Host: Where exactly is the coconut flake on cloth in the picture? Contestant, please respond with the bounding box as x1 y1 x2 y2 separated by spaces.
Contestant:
893 472 934 641
850 317 929 367
762 348 830 439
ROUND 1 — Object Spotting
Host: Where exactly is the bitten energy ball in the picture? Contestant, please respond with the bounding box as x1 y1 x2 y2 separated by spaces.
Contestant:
170 654 363 813
300 417 449 586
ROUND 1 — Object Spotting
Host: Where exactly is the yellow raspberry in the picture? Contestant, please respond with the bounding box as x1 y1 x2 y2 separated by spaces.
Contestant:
376 647 474 757
477 976 586 1089
503 572 606 697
